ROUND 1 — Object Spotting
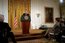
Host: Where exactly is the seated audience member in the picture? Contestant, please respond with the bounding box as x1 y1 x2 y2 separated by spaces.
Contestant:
44 27 54 39
44 18 61 40
53 18 61 43
59 19 65 43
0 14 17 43
0 15 4 43
60 19 65 35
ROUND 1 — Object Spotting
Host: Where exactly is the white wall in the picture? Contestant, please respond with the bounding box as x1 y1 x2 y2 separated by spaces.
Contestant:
0 0 60 29
0 0 8 23
0 0 2 14
31 0 60 29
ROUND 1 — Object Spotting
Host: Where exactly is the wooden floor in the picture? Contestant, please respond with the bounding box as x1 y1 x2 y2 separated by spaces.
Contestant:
12 29 45 35
11 29 45 41
9 38 58 43
9 29 59 43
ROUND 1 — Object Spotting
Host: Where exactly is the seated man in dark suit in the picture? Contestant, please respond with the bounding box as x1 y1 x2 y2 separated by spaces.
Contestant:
0 14 17 43
60 20 65 43
53 18 62 43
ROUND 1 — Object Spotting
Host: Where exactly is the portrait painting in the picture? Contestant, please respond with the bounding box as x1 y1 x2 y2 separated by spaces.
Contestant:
45 7 54 23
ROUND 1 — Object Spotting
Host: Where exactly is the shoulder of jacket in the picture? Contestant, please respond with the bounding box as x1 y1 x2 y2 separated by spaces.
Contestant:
3 22 8 24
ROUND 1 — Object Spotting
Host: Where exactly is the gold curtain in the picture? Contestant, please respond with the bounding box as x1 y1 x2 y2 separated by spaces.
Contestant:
8 0 31 31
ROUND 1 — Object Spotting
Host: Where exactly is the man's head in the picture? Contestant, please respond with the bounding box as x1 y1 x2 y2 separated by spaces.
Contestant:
55 18 60 22
0 14 4 22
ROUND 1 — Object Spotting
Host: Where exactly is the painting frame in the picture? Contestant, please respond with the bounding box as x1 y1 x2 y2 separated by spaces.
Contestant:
45 7 54 23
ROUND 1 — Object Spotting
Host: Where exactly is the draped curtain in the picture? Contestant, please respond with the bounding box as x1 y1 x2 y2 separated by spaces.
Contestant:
8 0 30 30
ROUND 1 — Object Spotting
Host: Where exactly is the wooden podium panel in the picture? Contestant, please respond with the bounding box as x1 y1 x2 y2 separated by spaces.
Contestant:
22 22 30 34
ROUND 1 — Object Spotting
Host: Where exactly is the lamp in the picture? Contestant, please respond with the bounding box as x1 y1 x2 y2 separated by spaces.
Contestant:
60 0 64 3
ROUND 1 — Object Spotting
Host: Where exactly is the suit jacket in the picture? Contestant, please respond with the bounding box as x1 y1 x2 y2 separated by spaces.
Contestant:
0 22 11 35
53 22 61 35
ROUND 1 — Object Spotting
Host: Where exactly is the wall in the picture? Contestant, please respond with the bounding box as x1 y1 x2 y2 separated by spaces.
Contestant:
0 0 8 23
62 6 65 18
61 4 65 18
0 0 2 14
0 0 60 29
31 0 60 29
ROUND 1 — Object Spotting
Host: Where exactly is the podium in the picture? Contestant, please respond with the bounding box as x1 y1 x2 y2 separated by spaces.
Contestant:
21 13 31 34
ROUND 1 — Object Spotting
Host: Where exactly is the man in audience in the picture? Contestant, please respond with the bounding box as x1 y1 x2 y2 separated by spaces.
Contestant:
53 18 62 43
0 14 17 43
60 19 65 43
0 14 4 43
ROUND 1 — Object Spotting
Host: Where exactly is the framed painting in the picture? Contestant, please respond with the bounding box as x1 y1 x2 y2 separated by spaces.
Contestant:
45 7 54 23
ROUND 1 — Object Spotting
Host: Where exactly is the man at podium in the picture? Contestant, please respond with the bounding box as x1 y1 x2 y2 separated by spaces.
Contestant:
21 10 31 34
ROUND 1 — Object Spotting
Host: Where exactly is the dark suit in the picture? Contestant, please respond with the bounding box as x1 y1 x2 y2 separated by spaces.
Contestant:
0 22 16 43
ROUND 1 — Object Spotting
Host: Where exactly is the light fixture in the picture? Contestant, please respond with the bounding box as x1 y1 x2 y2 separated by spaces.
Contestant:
59 0 64 18
60 0 64 4
36 10 41 17
37 13 40 17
